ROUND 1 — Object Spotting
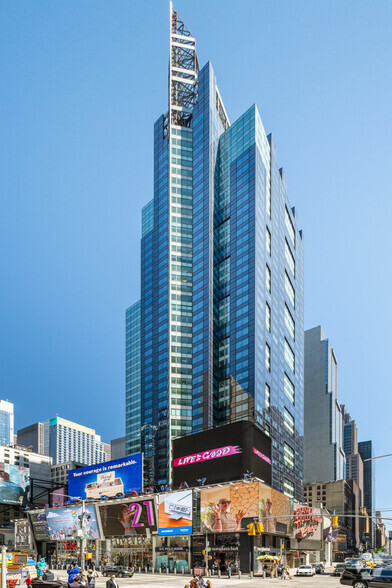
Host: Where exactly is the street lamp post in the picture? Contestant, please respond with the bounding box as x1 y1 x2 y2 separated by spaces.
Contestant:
1 545 7 588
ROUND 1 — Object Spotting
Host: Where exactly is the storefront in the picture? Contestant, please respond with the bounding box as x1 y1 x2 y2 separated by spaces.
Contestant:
192 534 240 574
154 536 190 572
109 536 153 569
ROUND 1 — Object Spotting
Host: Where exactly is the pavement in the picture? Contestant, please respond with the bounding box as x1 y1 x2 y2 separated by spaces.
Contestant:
53 571 343 588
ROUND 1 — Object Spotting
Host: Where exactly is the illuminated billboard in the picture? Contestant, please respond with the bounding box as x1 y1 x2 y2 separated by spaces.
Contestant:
158 490 192 536
200 481 293 534
172 421 271 488
29 510 50 541
0 463 29 506
98 497 157 537
45 505 100 540
14 520 31 550
68 454 143 501
52 487 66 507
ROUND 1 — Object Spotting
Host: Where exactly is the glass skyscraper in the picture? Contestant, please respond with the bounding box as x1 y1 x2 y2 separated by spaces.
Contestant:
0 400 14 447
126 4 304 499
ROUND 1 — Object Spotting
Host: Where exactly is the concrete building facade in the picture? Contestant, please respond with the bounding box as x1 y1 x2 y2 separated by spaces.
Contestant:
43 417 109 466
17 422 45 455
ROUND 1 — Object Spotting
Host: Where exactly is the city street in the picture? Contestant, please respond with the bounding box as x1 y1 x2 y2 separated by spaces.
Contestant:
53 572 343 588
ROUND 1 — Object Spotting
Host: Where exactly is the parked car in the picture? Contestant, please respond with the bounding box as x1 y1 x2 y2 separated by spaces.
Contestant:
340 567 392 587
102 565 133 578
333 563 347 576
314 563 325 574
296 565 316 576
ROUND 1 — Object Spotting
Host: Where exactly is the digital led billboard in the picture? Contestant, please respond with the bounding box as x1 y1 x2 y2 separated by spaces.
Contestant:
98 497 157 537
14 520 31 550
158 490 192 536
29 510 50 541
68 454 143 501
45 505 100 540
52 487 66 507
172 421 271 488
0 463 30 506
200 481 293 535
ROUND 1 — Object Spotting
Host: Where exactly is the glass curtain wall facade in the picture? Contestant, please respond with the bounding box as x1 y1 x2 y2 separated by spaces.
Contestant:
126 5 304 499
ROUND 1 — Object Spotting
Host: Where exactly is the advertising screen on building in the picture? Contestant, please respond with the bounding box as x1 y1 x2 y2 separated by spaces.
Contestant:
14 520 31 550
29 510 50 541
98 498 157 537
158 490 192 536
200 481 293 534
45 505 100 540
52 487 66 507
172 421 271 488
68 454 143 501
0 463 30 506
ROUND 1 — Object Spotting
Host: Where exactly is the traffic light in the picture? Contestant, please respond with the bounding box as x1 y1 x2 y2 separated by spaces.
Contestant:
256 522 264 534
330 516 339 527
202 550 206 555
248 522 264 535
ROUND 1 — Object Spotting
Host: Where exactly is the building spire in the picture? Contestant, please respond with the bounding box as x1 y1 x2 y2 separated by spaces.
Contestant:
169 2 199 127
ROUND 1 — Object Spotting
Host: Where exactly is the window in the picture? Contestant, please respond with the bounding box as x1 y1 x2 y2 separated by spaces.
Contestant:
285 206 295 247
284 443 295 469
265 343 271 372
284 408 295 435
283 478 294 499
285 272 295 308
284 373 295 403
266 189 271 219
285 239 295 277
266 265 271 293
266 303 271 332
284 304 295 340
266 227 271 256
284 339 295 373
265 383 270 409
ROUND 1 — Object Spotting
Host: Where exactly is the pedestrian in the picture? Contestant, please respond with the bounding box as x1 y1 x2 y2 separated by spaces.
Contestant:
86 570 98 587
105 575 119 588
24 574 32 586
227 564 231 579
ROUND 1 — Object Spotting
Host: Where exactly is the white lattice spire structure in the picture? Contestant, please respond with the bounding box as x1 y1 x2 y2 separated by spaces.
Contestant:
169 2 199 128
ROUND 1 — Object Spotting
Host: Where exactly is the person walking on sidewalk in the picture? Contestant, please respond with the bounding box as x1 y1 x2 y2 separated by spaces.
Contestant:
227 564 231 579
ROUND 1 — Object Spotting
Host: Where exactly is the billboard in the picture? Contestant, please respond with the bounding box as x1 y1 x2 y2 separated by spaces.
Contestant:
158 490 192 536
68 454 143 501
29 510 50 541
0 463 30 506
200 481 293 534
98 497 157 537
52 487 66 507
172 421 271 488
14 520 31 550
45 505 100 540
293 505 323 540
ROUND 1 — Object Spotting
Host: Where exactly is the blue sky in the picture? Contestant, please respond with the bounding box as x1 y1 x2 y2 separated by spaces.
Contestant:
1 1 391 513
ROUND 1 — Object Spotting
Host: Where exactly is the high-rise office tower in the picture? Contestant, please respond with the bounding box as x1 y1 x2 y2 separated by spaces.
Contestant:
126 4 304 499
0 400 14 447
358 440 375 519
17 422 45 454
341 405 364 505
303 326 345 483
43 417 109 466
